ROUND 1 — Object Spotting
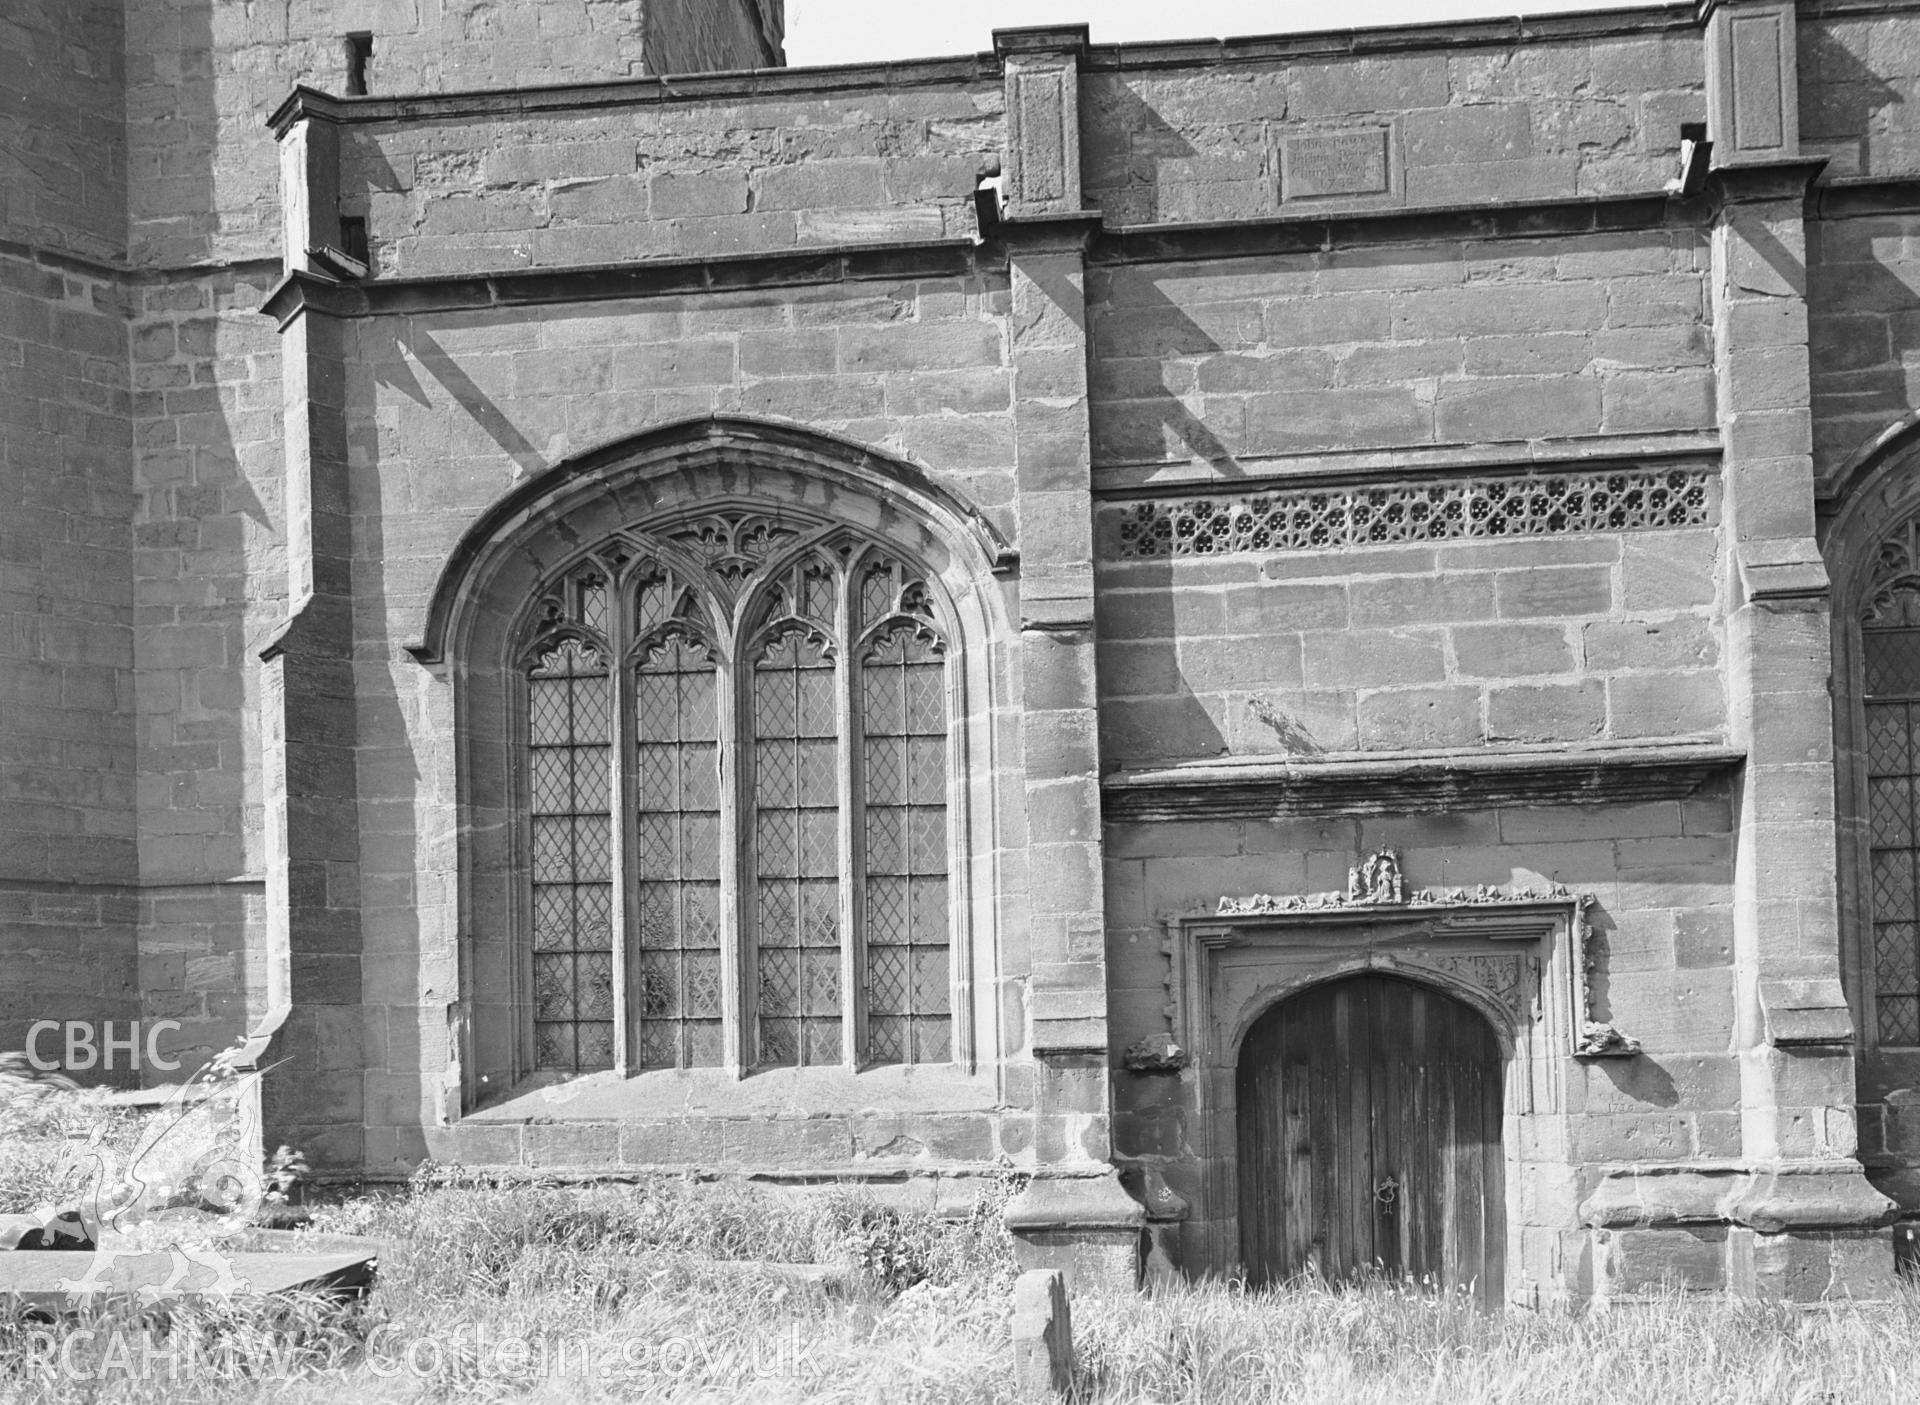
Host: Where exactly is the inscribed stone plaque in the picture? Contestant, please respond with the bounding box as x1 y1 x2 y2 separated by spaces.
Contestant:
1281 129 1390 200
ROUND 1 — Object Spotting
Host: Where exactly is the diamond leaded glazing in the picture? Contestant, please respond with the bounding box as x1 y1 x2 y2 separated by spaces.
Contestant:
753 626 842 1067
528 637 615 1071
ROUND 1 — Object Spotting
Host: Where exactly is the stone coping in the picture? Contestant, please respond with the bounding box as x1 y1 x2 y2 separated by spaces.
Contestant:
266 2 1706 140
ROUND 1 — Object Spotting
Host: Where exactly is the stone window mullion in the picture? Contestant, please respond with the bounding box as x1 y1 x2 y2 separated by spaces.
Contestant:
837 556 865 1071
608 579 636 1076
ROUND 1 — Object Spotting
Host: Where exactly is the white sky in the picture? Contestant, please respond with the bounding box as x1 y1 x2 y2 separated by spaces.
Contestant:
784 2 1668 66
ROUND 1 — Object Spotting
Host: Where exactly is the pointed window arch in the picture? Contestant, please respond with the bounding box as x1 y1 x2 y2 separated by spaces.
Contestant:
516 509 957 1073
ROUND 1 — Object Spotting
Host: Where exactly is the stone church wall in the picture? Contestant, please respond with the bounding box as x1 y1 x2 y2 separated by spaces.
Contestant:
1081 26 1705 227
1088 233 1715 468
9 0 1919 1299
0 1 139 1054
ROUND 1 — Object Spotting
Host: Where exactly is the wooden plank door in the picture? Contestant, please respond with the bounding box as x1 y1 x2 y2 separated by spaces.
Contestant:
1237 973 1505 1304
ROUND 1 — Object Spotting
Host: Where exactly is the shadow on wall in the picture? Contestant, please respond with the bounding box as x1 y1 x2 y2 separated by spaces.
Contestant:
1082 78 1200 228
343 338 432 1178
381 323 548 479
1803 27 1920 483
1800 22 1905 180
1089 272 1244 475
1093 550 1232 769
133 0 280 1087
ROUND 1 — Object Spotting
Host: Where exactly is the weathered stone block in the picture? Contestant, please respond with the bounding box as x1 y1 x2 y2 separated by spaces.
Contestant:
1356 685 1482 750
648 171 750 218
1486 680 1605 743
1596 1226 1727 1294
1608 672 1724 738
1302 629 1446 689
1496 566 1613 619
1454 622 1575 677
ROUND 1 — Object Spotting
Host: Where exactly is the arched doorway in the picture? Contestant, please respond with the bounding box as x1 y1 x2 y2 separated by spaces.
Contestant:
1236 973 1505 1303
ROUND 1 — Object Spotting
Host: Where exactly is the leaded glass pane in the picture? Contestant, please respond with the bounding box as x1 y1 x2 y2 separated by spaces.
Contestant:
528 640 614 1072
754 627 842 1067
1865 628 1920 696
1866 647 1920 1046
633 633 723 1069
1880 995 1920 1046
860 624 951 1066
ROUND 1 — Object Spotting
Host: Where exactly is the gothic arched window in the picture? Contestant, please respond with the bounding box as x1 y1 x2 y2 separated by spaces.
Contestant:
518 508 955 1074
1862 518 1920 1047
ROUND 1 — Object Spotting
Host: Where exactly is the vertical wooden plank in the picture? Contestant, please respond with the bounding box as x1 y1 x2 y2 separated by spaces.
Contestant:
1305 985 1338 1281
1369 978 1398 1280
1480 1007 1506 1306
1281 991 1317 1281
1336 981 1370 1282
1235 1012 1272 1284
1236 974 1504 1302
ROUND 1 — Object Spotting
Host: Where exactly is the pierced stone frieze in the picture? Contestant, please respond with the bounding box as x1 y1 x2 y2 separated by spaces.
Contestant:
1105 465 1716 560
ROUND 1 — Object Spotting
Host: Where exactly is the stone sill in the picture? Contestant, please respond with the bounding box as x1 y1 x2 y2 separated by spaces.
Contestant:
467 1063 1000 1122
1101 742 1743 821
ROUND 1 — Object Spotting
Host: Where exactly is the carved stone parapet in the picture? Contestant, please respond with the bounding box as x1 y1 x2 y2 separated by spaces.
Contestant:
1207 867 1635 1060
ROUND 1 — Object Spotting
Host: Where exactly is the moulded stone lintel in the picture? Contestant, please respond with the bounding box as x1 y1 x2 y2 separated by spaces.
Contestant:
1759 978 1855 1046
1030 1016 1109 1056
1705 158 1828 207
1738 537 1830 605
1726 1162 1900 1234
1100 743 1745 821
1580 1160 1898 1232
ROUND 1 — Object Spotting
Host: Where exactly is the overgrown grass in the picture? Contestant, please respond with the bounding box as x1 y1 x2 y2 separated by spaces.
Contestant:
4 1081 1917 1403
0 1075 148 1221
